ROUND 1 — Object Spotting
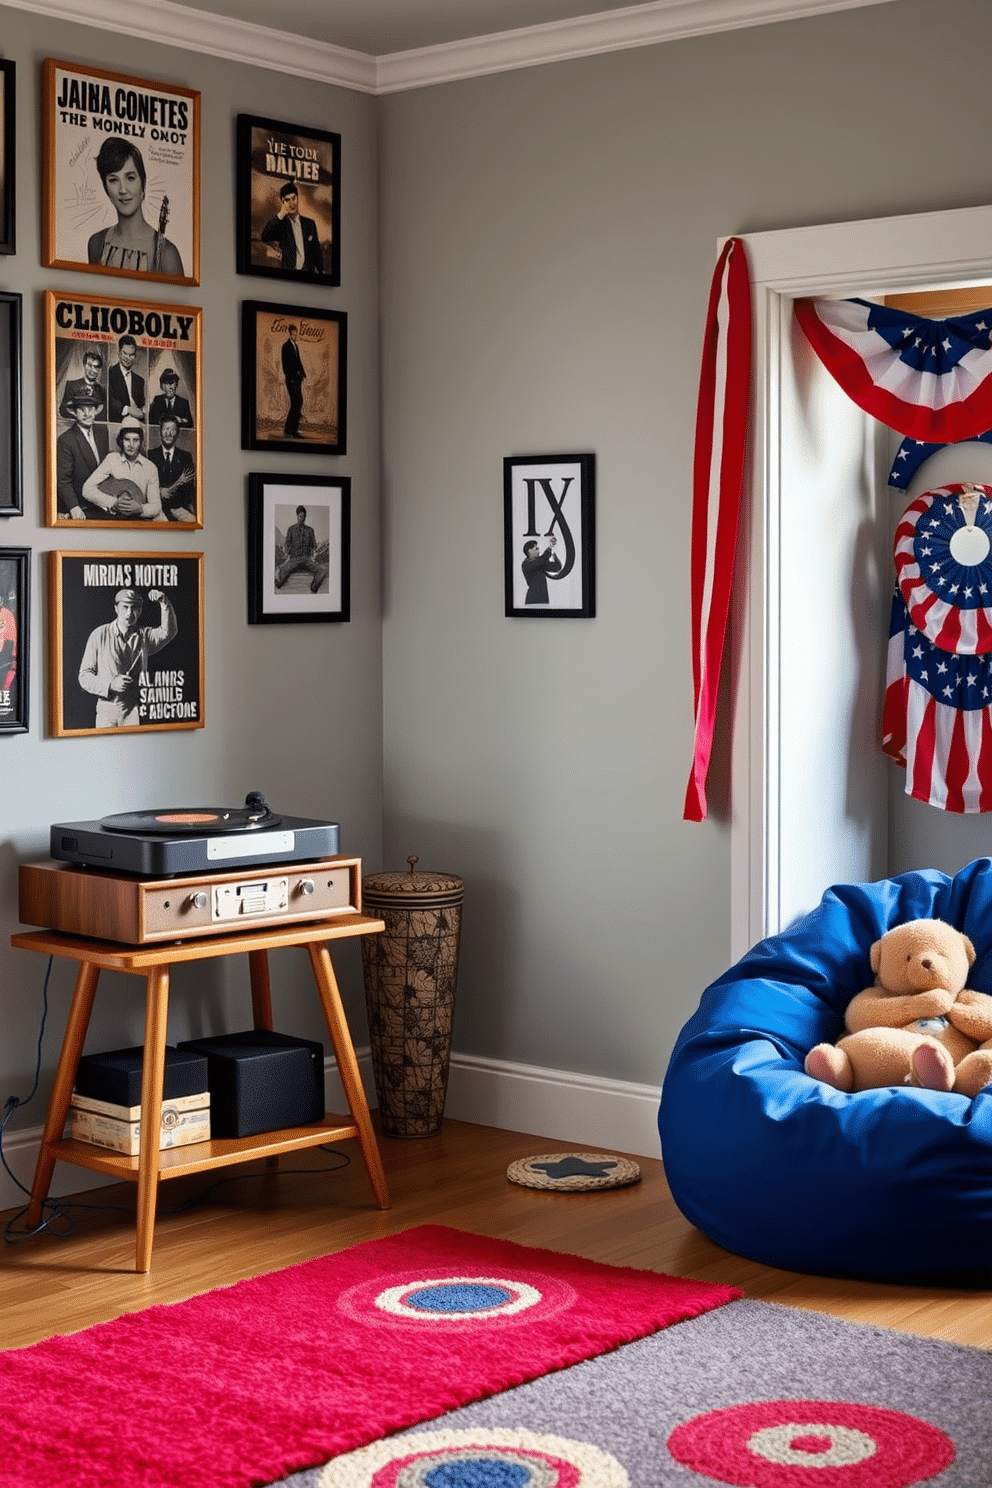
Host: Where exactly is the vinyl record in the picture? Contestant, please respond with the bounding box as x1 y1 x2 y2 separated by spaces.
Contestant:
101 803 280 835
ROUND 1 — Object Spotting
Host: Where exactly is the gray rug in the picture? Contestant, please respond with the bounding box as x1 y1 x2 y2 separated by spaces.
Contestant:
270 1298 992 1487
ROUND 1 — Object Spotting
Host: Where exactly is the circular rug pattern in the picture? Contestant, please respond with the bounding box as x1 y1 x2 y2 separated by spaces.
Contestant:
316 1427 629 1488
667 1399 955 1487
336 1270 577 1329
506 1153 641 1191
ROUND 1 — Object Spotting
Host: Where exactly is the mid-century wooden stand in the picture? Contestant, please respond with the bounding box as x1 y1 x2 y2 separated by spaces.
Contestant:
11 914 390 1272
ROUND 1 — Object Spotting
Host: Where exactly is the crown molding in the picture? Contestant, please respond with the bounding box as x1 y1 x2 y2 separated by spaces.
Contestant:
0 0 378 91
374 0 897 93
0 0 896 93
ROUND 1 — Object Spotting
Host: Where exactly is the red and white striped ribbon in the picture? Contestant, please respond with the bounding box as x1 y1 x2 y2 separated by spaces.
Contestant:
683 236 752 822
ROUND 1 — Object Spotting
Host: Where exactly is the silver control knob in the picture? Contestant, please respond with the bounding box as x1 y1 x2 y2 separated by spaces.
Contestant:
189 891 208 910
298 878 316 896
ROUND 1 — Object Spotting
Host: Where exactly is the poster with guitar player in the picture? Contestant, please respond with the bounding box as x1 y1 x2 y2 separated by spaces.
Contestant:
50 550 204 736
41 58 199 287
44 289 202 529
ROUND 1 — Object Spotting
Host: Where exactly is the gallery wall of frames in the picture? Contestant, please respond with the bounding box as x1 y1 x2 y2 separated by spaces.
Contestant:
0 56 350 740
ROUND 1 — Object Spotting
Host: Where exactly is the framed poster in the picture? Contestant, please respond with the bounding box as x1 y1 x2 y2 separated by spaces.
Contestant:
236 114 340 286
503 453 595 618
49 551 204 736
0 291 22 516
41 58 200 286
241 300 346 455
247 473 350 623
0 548 29 734
0 60 15 255
44 289 202 528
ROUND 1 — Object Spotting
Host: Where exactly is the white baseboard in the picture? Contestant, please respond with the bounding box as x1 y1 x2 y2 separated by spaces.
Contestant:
443 1052 662 1159
0 1051 661 1213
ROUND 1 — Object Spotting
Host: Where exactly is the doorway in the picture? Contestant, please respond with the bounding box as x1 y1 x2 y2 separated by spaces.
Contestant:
729 206 992 960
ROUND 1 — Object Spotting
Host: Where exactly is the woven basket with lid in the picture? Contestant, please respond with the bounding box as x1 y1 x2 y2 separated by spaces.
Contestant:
361 857 463 1138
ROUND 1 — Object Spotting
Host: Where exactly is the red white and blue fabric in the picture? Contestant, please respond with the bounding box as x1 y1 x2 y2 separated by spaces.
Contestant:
794 297 992 443
893 483 992 653
683 236 752 823
883 485 992 812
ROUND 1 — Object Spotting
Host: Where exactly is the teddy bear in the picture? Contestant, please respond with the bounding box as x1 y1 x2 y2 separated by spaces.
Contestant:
804 917 992 1098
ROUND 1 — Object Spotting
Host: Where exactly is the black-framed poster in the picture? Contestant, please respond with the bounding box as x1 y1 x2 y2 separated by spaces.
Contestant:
241 300 346 455
236 114 340 286
45 289 202 528
41 58 200 286
0 59 16 256
503 453 596 618
0 291 22 516
247 472 350 623
0 548 29 733
50 550 204 736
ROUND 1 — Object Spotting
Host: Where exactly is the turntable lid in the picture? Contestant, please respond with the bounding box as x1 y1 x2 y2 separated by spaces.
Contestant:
362 855 463 907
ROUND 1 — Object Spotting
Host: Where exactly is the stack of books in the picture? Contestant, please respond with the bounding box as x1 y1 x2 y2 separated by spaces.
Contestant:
67 1090 211 1155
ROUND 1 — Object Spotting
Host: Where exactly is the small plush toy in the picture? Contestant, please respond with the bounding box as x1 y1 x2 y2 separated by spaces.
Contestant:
804 918 992 1097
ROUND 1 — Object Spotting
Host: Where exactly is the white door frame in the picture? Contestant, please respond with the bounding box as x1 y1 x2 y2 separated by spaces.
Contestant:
730 204 992 962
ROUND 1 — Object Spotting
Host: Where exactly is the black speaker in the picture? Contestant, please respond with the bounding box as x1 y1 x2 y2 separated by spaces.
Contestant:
74 1045 209 1108
177 1030 324 1138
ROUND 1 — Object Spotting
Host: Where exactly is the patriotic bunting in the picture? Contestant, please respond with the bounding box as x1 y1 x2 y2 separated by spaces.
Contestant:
883 484 992 812
888 429 992 489
795 296 992 443
683 237 752 823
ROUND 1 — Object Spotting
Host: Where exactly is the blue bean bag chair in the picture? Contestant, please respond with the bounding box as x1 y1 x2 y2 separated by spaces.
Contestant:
659 858 992 1284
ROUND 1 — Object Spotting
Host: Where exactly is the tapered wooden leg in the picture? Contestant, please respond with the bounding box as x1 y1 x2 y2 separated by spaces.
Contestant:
134 965 170 1273
248 949 280 1168
248 949 273 1030
307 941 390 1210
26 960 101 1229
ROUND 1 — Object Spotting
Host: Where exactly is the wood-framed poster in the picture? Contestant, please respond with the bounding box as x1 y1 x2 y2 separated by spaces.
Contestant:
0 60 15 255
236 114 340 286
503 453 596 618
247 472 350 624
241 300 346 455
0 291 22 516
0 548 29 734
50 550 204 736
45 289 202 528
41 58 200 286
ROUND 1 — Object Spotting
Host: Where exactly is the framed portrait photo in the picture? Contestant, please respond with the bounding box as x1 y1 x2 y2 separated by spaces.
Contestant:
236 114 340 286
49 550 204 737
241 300 346 455
504 453 595 618
42 58 200 286
0 60 15 255
0 548 30 734
247 473 350 624
0 291 23 516
44 289 202 529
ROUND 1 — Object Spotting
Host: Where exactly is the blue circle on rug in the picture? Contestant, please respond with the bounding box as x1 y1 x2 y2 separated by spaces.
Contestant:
337 1270 577 1328
404 1284 515 1313
425 1460 532 1488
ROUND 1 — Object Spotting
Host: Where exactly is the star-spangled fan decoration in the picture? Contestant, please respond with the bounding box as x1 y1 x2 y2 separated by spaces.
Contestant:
888 428 992 488
883 485 992 812
794 297 992 442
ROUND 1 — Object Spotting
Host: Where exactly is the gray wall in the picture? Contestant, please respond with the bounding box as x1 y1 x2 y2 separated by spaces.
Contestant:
0 11 381 1133
377 0 992 1087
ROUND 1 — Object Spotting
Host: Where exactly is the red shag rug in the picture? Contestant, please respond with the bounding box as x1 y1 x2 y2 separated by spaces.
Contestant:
0 1224 739 1488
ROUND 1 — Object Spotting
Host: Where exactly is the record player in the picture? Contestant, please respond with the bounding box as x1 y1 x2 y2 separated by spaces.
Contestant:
24 794 357 944
49 792 340 877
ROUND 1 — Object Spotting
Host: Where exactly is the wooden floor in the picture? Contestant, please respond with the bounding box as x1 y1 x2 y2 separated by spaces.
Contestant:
2 1116 990 1352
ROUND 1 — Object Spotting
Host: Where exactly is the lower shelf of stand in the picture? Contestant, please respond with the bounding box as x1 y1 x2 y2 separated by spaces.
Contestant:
50 1113 361 1180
